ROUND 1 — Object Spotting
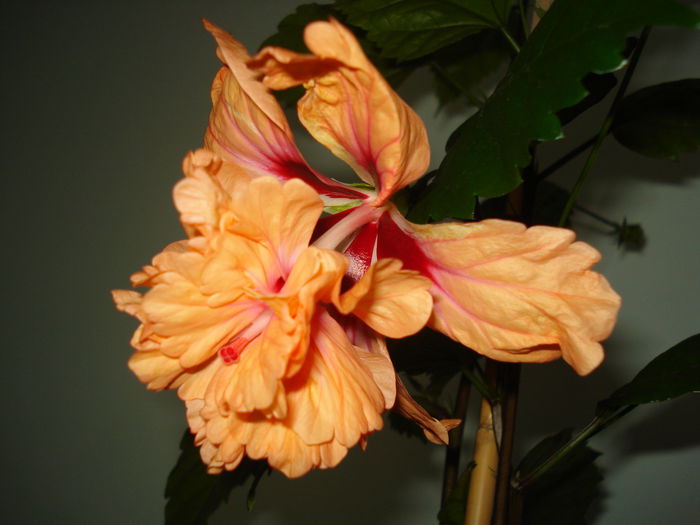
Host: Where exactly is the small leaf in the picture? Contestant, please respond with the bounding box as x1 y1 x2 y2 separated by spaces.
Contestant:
437 463 475 525
516 430 603 525
338 0 514 61
598 333 700 411
613 79 700 160
165 430 268 525
410 0 700 221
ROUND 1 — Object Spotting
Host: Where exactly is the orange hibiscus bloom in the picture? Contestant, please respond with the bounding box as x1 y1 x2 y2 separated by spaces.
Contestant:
113 150 435 477
202 18 621 376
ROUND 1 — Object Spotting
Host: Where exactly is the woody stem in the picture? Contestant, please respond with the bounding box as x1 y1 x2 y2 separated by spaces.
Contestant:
464 360 499 525
441 373 472 514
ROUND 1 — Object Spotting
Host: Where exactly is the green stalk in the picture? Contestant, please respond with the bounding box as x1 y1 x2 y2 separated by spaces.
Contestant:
558 27 651 226
499 26 521 54
513 405 635 491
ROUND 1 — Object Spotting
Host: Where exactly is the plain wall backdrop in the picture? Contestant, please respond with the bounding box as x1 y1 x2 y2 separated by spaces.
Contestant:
2 1 698 524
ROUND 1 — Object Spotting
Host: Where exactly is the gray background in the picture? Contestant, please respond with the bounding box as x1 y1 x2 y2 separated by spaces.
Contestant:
2 1 698 524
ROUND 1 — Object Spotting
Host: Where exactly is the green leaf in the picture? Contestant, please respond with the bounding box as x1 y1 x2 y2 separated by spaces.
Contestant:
437 463 475 525
165 430 268 525
612 78 700 160
410 0 700 221
516 430 603 525
598 333 700 411
432 29 512 109
337 0 514 61
557 73 618 126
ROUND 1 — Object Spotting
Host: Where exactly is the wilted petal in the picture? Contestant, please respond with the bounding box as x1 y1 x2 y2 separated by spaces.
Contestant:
377 210 621 375
249 18 430 203
394 377 457 445
203 20 365 202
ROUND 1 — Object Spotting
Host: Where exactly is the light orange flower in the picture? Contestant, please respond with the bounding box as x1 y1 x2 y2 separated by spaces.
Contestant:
113 150 435 477
202 18 621 376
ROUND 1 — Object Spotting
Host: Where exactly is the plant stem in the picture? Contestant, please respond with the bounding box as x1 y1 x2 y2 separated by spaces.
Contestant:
558 26 651 226
492 364 521 525
531 135 597 183
440 374 473 513
464 361 499 525
574 204 619 230
513 405 636 491
500 26 521 54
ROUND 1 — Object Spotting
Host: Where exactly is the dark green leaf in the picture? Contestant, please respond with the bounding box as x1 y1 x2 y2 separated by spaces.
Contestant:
410 0 700 221
516 430 603 525
598 333 700 411
613 78 700 160
338 0 514 61
437 463 475 525
557 73 618 126
165 430 268 525
432 29 512 108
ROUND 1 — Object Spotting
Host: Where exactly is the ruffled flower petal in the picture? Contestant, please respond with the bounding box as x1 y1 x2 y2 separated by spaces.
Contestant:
185 311 386 478
227 177 325 270
202 20 366 202
174 149 249 237
377 209 621 375
249 18 430 204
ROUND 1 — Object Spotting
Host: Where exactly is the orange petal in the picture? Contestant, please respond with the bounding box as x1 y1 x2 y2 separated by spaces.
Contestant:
286 311 385 447
227 177 325 269
174 149 249 237
341 316 397 409
127 350 185 390
185 311 386 479
202 20 365 202
336 258 433 338
249 18 430 203
394 376 452 445
378 210 621 375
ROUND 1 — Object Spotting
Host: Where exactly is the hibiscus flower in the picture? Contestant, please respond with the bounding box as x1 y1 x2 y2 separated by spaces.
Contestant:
113 150 439 477
202 18 621 377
